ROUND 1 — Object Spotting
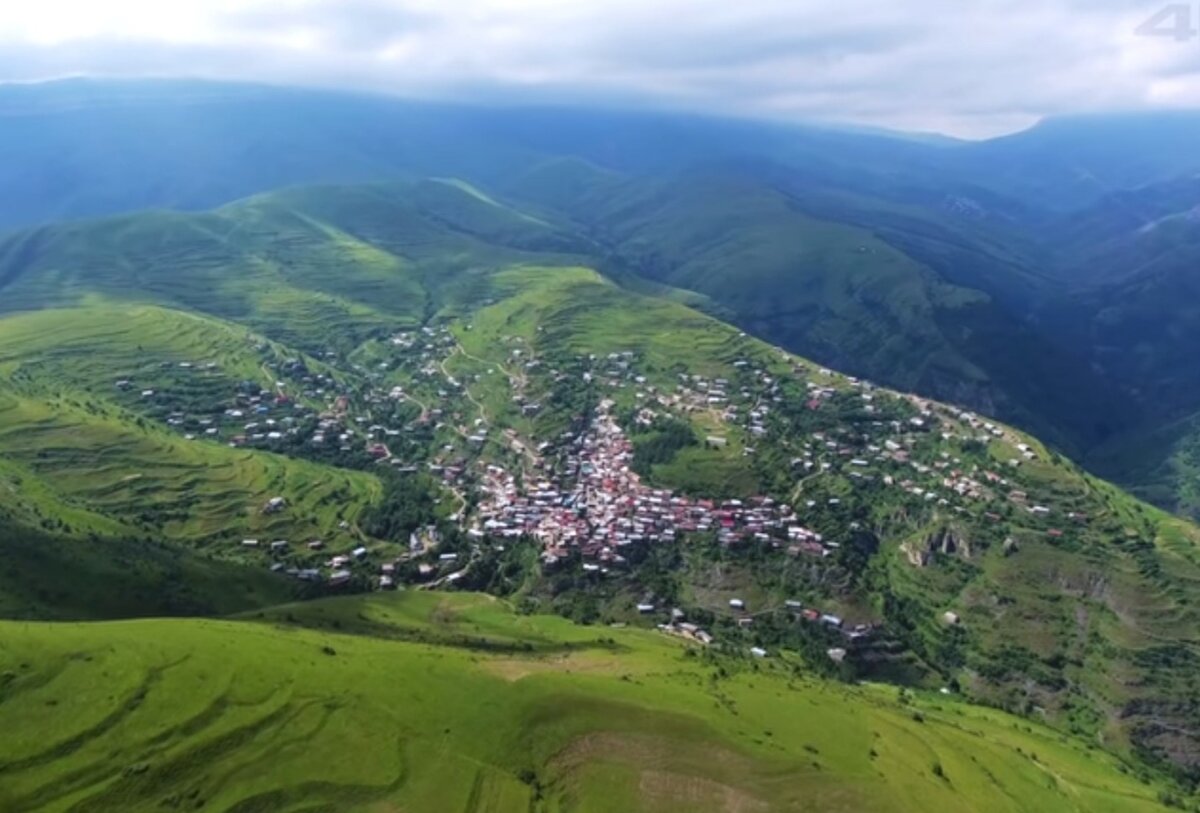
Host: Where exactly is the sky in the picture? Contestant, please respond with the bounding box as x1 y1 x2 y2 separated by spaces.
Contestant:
1 0 1199 137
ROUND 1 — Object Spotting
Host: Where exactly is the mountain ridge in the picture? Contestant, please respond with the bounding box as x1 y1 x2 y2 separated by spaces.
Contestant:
2 178 1200 785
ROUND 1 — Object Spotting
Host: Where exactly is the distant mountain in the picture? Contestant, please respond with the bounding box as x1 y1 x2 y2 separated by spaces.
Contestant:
5 180 1200 781
0 78 932 232
8 78 1200 515
498 164 1129 452
948 112 1200 211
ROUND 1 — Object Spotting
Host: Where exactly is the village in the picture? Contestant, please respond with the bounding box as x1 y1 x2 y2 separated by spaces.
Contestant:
111 319 1087 658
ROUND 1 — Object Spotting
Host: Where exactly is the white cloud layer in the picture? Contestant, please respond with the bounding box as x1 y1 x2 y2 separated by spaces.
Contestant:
1 0 1199 136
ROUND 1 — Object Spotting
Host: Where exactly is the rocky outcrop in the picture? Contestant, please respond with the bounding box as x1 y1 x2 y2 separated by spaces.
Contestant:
902 525 972 567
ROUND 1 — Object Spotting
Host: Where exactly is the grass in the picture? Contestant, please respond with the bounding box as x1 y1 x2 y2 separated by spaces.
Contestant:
0 303 383 550
0 591 1176 812
1087 408 1200 522
0 518 296 620
452 264 771 495
1 180 1200 784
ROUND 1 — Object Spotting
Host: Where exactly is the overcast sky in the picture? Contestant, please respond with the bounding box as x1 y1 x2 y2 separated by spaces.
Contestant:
1 0 1198 136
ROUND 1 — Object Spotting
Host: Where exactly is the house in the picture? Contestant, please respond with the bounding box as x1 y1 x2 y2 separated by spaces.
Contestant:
750 647 768 658
729 598 746 610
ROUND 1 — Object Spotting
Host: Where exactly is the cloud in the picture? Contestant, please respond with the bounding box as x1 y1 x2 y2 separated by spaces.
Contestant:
0 0 1198 136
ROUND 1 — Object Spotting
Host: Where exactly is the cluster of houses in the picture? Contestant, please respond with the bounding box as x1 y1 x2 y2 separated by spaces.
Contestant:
471 398 835 571
118 315 1084 653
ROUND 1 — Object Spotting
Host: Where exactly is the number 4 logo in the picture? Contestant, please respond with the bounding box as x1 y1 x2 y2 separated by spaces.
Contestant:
1135 3 1199 41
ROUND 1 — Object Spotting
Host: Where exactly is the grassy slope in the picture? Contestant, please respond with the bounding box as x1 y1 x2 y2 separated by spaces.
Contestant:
457 264 767 494
1 181 1200 782
0 179 588 345
0 305 381 544
449 262 1200 772
0 518 295 620
502 165 1132 454
0 591 1174 813
0 206 416 353
1086 410 1200 522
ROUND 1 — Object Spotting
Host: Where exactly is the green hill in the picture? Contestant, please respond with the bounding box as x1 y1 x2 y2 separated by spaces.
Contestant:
0 304 391 620
3 181 1200 794
9 79 1200 524
0 591 1178 813
494 166 1129 453
0 305 382 543
0 517 296 621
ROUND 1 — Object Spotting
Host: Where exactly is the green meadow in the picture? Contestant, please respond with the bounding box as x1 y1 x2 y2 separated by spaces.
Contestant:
0 592 1175 813
0 179 1199 804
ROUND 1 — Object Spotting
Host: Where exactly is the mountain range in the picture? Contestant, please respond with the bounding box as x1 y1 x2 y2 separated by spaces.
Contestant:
5 79 1200 810
6 80 1200 515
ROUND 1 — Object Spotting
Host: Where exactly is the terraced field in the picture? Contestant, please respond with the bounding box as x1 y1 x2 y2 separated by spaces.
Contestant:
0 592 1176 812
0 394 376 540
0 305 382 544
457 264 771 494
2 180 1200 799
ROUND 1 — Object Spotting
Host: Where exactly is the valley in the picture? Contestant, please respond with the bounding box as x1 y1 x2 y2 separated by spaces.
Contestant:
4 81 1200 811
1 177 1200 809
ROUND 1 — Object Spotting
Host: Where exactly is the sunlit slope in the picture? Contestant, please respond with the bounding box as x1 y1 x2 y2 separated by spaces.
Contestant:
0 305 380 544
0 592 1174 813
1 183 1200 775
499 164 1129 452
450 263 1200 770
0 179 580 352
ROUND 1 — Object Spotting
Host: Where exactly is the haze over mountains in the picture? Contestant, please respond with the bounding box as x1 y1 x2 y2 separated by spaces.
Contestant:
5 79 1200 516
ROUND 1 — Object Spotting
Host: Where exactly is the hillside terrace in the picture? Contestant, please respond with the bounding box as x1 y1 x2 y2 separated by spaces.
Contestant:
112 320 1083 597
